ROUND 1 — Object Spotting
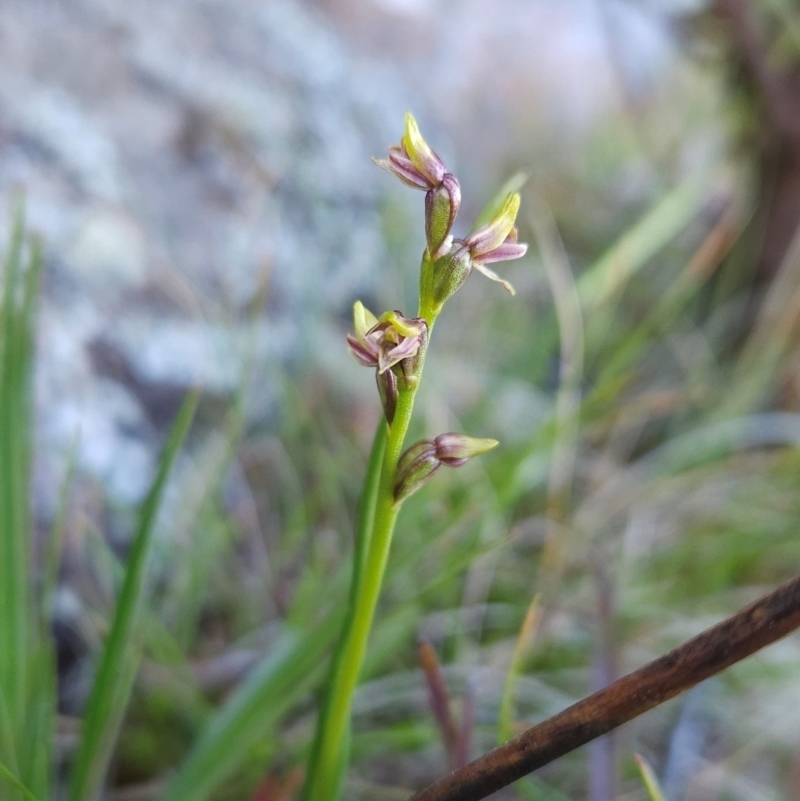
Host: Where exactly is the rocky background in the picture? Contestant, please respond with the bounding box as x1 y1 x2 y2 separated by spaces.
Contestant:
0 0 680 511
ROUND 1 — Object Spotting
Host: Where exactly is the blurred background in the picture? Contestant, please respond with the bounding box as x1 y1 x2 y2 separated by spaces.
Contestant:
3 0 800 798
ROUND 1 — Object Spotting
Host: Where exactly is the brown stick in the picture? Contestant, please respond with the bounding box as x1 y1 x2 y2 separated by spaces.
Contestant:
407 572 800 801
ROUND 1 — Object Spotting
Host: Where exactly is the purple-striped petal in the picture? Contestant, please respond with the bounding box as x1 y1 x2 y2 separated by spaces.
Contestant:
473 241 528 265
346 335 379 367
377 333 421 374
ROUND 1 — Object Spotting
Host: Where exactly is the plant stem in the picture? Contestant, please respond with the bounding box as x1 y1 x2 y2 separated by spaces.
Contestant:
303 306 437 801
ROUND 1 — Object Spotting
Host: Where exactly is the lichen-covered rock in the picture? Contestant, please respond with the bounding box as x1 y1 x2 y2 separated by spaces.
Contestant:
0 0 408 505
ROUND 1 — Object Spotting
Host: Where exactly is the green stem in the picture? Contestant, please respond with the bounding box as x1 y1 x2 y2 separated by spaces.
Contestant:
303 303 437 801
302 392 416 801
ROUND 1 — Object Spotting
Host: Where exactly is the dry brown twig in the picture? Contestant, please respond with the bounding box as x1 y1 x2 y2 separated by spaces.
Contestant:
407 572 800 801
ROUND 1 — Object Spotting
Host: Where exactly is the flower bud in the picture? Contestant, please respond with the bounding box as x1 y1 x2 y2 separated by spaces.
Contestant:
377 368 398 424
432 245 472 307
433 433 499 467
394 439 440 503
394 434 500 503
425 174 461 259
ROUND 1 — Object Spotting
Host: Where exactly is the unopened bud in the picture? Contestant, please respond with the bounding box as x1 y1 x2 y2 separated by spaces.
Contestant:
394 439 440 503
434 433 499 467
425 174 461 259
377 368 398 424
432 245 472 307
394 434 500 503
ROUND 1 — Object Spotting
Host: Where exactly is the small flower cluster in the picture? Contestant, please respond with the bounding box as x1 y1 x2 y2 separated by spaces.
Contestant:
374 113 528 301
346 113 528 499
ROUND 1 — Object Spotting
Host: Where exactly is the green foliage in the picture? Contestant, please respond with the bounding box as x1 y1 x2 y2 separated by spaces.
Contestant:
68 391 198 801
0 207 50 801
0 211 198 801
7 28 800 799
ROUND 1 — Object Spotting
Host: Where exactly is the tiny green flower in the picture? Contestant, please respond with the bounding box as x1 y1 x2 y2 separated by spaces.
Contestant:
466 193 521 257
346 304 427 375
374 112 462 261
432 193 528 304
402 113 446 187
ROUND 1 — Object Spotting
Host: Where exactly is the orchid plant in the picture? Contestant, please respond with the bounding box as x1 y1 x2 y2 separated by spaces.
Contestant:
302 113 528 801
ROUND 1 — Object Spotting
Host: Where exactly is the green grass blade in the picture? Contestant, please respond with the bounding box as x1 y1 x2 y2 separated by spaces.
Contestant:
162 611 343 801
634 754 666 801
497 594 541 745
0 760 41 801
472 172 529 230
19 643 56 801
578 175 707 312
0 210 47 801
0 206 30 739
67 391 199 801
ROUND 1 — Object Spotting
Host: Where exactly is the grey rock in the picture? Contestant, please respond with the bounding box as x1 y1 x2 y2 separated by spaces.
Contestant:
0 0 408 507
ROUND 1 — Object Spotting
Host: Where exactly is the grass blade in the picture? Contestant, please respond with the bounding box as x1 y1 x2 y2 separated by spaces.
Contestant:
67 391 199 801
162 612 343 801
634 754 666 801
497 594 542 745
578 175 708 312
0 761 41 801
165 423 386 801
0 210 48 801
0 206 31 741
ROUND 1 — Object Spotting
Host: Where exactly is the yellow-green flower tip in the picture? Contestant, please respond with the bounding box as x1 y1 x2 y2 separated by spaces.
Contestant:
353 300 378 340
